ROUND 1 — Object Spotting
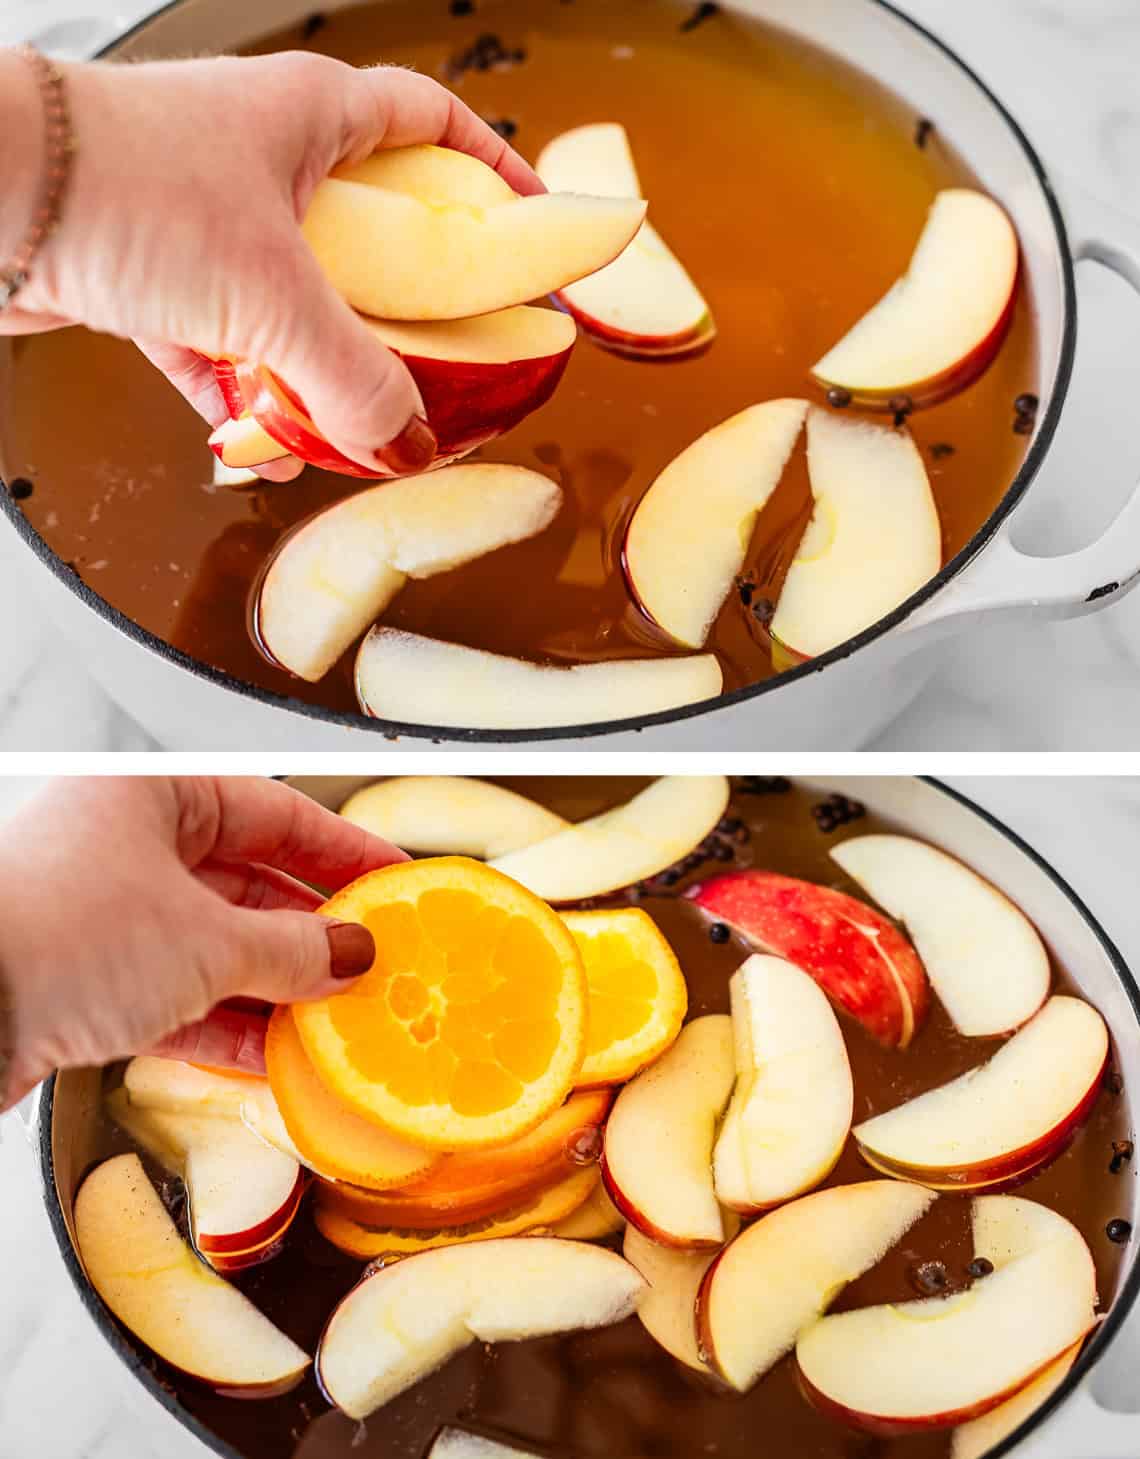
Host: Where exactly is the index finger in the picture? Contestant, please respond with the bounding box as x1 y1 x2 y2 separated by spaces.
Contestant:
177 777 410 891
355 65 544 196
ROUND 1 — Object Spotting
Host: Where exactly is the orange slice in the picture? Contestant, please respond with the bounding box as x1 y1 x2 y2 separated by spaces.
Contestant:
292 857 588 1150
313 1166 597 1260
564 909 687 1087
315 1088 611 1230
266 1006 438 1190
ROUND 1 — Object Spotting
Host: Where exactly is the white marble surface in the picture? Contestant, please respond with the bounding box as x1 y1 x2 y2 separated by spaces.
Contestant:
1 0 1140 749
1 774 1140 1459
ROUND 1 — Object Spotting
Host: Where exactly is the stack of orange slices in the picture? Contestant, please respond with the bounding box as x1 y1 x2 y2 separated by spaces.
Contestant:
266 856 687 1260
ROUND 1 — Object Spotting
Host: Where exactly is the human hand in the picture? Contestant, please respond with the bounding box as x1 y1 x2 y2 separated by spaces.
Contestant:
0 51 541 479
0 777 408 1109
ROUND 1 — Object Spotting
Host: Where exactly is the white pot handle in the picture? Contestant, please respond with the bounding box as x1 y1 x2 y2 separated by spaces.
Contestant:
907 182 1140 636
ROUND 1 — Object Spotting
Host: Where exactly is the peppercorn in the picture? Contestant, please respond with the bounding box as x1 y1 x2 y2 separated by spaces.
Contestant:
1107 1219 1132 1244
915 117 934 149
930 443 956 461
910 1261 947 1295
967 1257 994 1279
709 922 731 944
7 476 33 500
1110 1140 1134 1175
739 776 791 795
826 386 852 409
680 1 719 32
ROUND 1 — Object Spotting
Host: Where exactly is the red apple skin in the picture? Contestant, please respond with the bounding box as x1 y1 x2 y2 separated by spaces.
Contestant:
600 1154 721 1252
685 872 928 1048
210 357 246 420
811 266 1018 412
194 1171 307 1256
693 1242 732 1379
228 338 574 480
553 293 716 363
856 1055 1106 1192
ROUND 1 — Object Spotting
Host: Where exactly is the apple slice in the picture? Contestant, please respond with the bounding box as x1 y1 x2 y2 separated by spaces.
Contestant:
713 955 853 1213
304 181 646 321
535 123 714 359
354 630 724 730
107 1088 304 1262
602 1014 735 1248
208 414 291 470
854 996 1108 1190
830 835 1050 1037
623 400 808 647
951 1342 1081 1459
338 777 568 858
254 463 562 682
811 189 1019 408
316 1236 645 1418
685 870 928 1048
234 306 577 481
490 776 730 902
212 456 260 489
336 143 517 208
123 1056 251 1119
622 1213 739 1372
74 1154 310 1396
697 1181 935 1390
429 1432 540 1459
770 408 941 659
551 1178 625 1241
796 1194 1097 1434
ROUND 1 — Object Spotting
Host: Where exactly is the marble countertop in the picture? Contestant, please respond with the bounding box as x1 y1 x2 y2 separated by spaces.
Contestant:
2 774 1140 1459
1 0 1140 749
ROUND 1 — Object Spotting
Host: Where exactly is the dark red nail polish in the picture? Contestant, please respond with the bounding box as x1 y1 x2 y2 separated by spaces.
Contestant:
375 414 437 475
326 920 375 979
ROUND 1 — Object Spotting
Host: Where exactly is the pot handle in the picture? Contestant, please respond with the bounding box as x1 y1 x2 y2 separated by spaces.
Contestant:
906 183 1140 636
1026 1383 1140 1459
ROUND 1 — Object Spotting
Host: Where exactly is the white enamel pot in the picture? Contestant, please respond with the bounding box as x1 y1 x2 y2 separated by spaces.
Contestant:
3 0 1140 750
25 776 1140 1459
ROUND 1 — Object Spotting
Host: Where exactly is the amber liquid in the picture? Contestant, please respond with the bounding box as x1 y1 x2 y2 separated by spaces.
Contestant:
91 779 1129 1459
1 0 1037 716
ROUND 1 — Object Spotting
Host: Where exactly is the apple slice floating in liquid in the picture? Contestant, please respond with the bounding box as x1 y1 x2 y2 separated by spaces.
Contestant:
623 399 808 648
254 462 562 682
535 123 715 359
854 996 1109 1190
811 188 1019 408
831 834 1050 1037
623 1212 740 1373
338 777 569 859
316 1237 645 1419
770 408 941 660
354 630 723 731
428 1432 541 1459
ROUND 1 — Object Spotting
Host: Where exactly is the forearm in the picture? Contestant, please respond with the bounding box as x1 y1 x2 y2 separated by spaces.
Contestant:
0 48 48 266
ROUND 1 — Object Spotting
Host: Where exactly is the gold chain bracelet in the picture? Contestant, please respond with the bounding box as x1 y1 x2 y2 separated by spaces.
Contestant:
0 46 76 312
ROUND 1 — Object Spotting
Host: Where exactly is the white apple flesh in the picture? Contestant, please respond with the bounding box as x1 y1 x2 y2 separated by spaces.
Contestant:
854 996 1108 1190
428 1432 541 1459
354 630 723 730
74 1154 310 1397
304 181 646 321
602 1014 735 1248
950 1342 1081 1459
208 415 290 470
254 462 562 682
489 775 730 902
338 776 569 858
623 400 808 648
770 407 941 659
713 955 854 1213
697 1181 935 1391
830 834 1050 1037
535 123 714 359
796 1194 1097 1434
623 1216 739 1372
123 1056 251 1119
335 143 517 208
316 1237 645 1419
811 189 1019 408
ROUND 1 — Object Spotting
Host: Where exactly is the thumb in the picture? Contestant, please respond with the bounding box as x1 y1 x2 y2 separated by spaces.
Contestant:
258 242 436 476
217 906 376 1004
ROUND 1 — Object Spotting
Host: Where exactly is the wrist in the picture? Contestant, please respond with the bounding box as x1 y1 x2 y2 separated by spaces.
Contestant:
0 48 48 267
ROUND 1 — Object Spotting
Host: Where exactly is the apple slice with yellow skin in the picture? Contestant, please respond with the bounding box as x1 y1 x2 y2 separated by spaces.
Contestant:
713 955 853 1213
854 997 1108 1190
304 180 646 321
795 1195 1097 1435
623 400 808 648
123 1056 252 1119
602 1015 735 1248
234 306 577 481
812 189 1019 409
208 414 291 470
830 834 1050 1037
316 1236 645 1419
254 462 562 682
622 1211 739 1372
535 123 714 360
685 870 929 1048
950 1341 1081 1459
490 776 730 903
354 630 724 731
697 1181 935 1391
74 1154 310 1398
770 408 941 660
336 143 517 208
339 777 569 859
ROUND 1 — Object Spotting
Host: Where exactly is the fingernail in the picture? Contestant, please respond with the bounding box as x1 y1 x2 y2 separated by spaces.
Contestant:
326 920 375 979
374 414 437 475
